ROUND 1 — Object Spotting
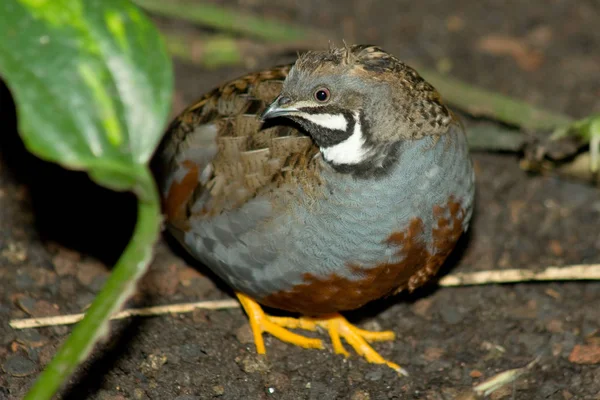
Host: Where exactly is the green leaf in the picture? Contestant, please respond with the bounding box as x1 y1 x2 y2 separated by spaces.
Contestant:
0 1 173 398
0 0 173 193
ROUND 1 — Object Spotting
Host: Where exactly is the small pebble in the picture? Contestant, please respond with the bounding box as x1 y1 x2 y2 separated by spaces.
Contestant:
15 273 35 290
365 369 383 381
16 330 46 348
148 354 167 370
412 298 434 318
546 319 564 333
308 380 337 399
139 265 179 296
51 247 81 276
350 389 371 400
235 323 254 345
89 274 108 293
423 347 445 361
51 325 69 336
470 369 483 378
212 385 225 396
569 344 600 364
58 277 78 297
133 388 146 399
178 343 206 363
347 368 364 384
438 302 465 325
15 295 36 314
517 333 546 353
76 260 108 286
177 266 202 287
139 353 167 375
2 240 28 263
16 297 59 317
360 319 382 331
97 391 127 400
266 371 290 392
236 354 269 374
2 354 37 377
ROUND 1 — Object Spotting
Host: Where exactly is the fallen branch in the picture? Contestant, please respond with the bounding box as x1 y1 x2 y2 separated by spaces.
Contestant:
9 264 600 330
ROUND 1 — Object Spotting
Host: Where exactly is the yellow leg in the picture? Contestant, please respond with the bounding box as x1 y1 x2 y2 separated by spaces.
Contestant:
235 293 406 376
236 292 323 354
315 314 408 376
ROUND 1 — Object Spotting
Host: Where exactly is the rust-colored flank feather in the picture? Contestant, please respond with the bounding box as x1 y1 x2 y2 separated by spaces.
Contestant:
261 197 466 314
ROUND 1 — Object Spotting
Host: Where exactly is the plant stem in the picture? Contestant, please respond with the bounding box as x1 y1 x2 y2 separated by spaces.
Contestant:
416 67 575 132
133 0 325 43
24 168 161 400
163 33 243 69
464 122 526 152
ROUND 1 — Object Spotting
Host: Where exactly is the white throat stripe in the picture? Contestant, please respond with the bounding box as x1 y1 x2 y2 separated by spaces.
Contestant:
321 113 367 165
297 112 347 131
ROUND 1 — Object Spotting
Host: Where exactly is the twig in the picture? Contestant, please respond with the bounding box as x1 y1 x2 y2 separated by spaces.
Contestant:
10 299 240 329
9 264 600 330
457 357 540 399
438 264 600 287
474 356 540 396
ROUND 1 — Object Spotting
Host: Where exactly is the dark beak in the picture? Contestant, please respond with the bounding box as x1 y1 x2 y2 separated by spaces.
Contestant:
260 95 297 121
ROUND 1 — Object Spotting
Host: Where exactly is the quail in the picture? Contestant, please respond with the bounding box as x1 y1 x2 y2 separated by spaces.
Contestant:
154 44 475 374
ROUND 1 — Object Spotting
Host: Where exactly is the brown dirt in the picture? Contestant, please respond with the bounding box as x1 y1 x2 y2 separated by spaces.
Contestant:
1 1 599 399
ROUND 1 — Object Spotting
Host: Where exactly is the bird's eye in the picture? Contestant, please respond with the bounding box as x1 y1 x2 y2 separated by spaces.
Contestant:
314 88 330 102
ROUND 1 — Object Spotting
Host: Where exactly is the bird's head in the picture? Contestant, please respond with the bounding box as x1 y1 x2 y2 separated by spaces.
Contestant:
262 44 454 173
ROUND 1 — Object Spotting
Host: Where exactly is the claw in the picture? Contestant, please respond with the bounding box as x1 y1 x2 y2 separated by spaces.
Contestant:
236 293 406 375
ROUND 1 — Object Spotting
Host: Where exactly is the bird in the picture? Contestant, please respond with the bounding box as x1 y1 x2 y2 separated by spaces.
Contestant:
153 44 475 375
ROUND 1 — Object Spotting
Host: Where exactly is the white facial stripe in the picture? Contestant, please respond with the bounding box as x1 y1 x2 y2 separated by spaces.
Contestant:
321 113 368 165
297 112 347 131
292 100 319 109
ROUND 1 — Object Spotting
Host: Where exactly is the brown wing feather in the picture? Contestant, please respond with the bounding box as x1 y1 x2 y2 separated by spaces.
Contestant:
154 65 320 231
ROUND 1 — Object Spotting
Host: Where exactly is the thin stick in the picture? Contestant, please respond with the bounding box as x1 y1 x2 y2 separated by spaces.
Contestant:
473 356 540 396
438 264 600 287
458 357 540 399
10 299 240 329
9 264 600 330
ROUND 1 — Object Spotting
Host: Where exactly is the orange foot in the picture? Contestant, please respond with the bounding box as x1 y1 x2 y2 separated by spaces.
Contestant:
236 292 407 375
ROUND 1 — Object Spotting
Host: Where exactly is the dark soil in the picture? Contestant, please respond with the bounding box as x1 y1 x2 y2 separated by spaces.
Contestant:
1 1 600 399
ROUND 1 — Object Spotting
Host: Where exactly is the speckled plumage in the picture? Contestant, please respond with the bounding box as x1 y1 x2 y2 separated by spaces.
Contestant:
154 45 475 316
